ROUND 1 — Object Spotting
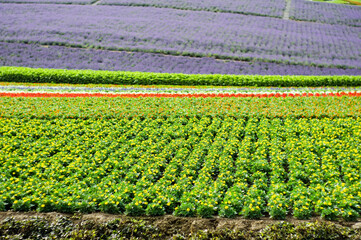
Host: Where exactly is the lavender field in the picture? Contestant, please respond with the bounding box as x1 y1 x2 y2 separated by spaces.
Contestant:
2 42 361 75
0 0 92 3
0 0 360 75
290 0 361 27
99 0 286 17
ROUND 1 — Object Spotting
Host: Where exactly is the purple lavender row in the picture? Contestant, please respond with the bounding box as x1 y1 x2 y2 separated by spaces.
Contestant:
2 42 361 75
0 0 91 3
290 0 361 27
0 4 360 69
0 0 286 18
99 0 285 18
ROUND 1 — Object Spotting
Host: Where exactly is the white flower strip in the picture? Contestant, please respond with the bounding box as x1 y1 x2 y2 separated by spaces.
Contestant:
1 85 361 94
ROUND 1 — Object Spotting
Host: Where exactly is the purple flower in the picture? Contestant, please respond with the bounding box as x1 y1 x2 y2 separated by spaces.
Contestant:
290 0 361 27
1 42 360 75
100 0 286 17
0 4 360 69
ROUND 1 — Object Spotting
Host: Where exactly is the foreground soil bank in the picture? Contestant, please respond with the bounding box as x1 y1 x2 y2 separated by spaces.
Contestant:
0 212 360 239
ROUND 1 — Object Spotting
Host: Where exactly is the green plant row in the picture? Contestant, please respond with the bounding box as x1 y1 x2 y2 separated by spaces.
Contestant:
1 66 361 86
1 117 360 220
1 217 360 240
1 96 361 119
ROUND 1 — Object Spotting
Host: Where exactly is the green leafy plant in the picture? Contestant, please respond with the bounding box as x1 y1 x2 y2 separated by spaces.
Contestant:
125 202 146 216
145 203 166 216
174 203 196 217
196 205 215 218
0 200 6 211
219 205 238 218
99 201 124 214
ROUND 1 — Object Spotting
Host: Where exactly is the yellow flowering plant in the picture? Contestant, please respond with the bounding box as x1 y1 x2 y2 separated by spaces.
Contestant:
0 98 360 221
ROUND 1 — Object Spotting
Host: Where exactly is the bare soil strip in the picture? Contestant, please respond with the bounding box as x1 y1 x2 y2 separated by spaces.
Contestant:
1 212 360 235
91 0 101 5
283 0 292 20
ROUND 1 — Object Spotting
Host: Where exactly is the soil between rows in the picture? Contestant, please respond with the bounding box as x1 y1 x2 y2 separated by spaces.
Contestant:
1 211 360 235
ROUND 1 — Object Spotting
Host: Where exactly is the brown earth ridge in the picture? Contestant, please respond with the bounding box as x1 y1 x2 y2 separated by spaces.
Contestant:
0 211 360 239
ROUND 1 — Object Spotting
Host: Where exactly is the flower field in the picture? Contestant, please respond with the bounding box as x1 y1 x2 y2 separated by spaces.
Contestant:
290 0 361 26
0 1 360 75
1 0 361 238
0 0 93 3
1 79 361 98
98 0 286 17
1 95 361 119
0 95 360 221
4 43 361 76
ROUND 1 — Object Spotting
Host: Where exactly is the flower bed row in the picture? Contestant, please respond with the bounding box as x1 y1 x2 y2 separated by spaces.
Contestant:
2 83 360 93
1 91 361 98
1 96 360 119
0 117 360 220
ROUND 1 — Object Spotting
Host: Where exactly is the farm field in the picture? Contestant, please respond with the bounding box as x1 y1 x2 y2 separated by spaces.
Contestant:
0 0 361 75
0 91 361 238
290 0 361 25
2 4 360 67
0 101 361 220
311 0 361 5
0 0 361 238
4 43 361 75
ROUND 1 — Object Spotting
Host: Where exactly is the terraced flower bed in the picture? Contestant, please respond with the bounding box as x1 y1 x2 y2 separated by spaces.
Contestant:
1 0 361 236
0 92 360 222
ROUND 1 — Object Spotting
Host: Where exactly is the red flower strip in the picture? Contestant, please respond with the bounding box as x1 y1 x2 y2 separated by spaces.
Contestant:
0 92 360 98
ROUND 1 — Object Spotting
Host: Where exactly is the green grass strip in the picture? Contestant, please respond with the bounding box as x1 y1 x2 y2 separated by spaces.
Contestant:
1 66 361 87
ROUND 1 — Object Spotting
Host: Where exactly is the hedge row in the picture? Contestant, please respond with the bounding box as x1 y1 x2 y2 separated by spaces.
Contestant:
1 66 361 87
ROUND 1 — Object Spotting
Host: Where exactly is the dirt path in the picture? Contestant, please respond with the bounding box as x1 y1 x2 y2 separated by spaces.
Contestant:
283 0 292 20
1 211 360 234
91 0 102 5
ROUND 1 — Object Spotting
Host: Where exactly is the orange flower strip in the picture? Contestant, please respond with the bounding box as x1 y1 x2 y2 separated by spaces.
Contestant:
0 91 360 98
